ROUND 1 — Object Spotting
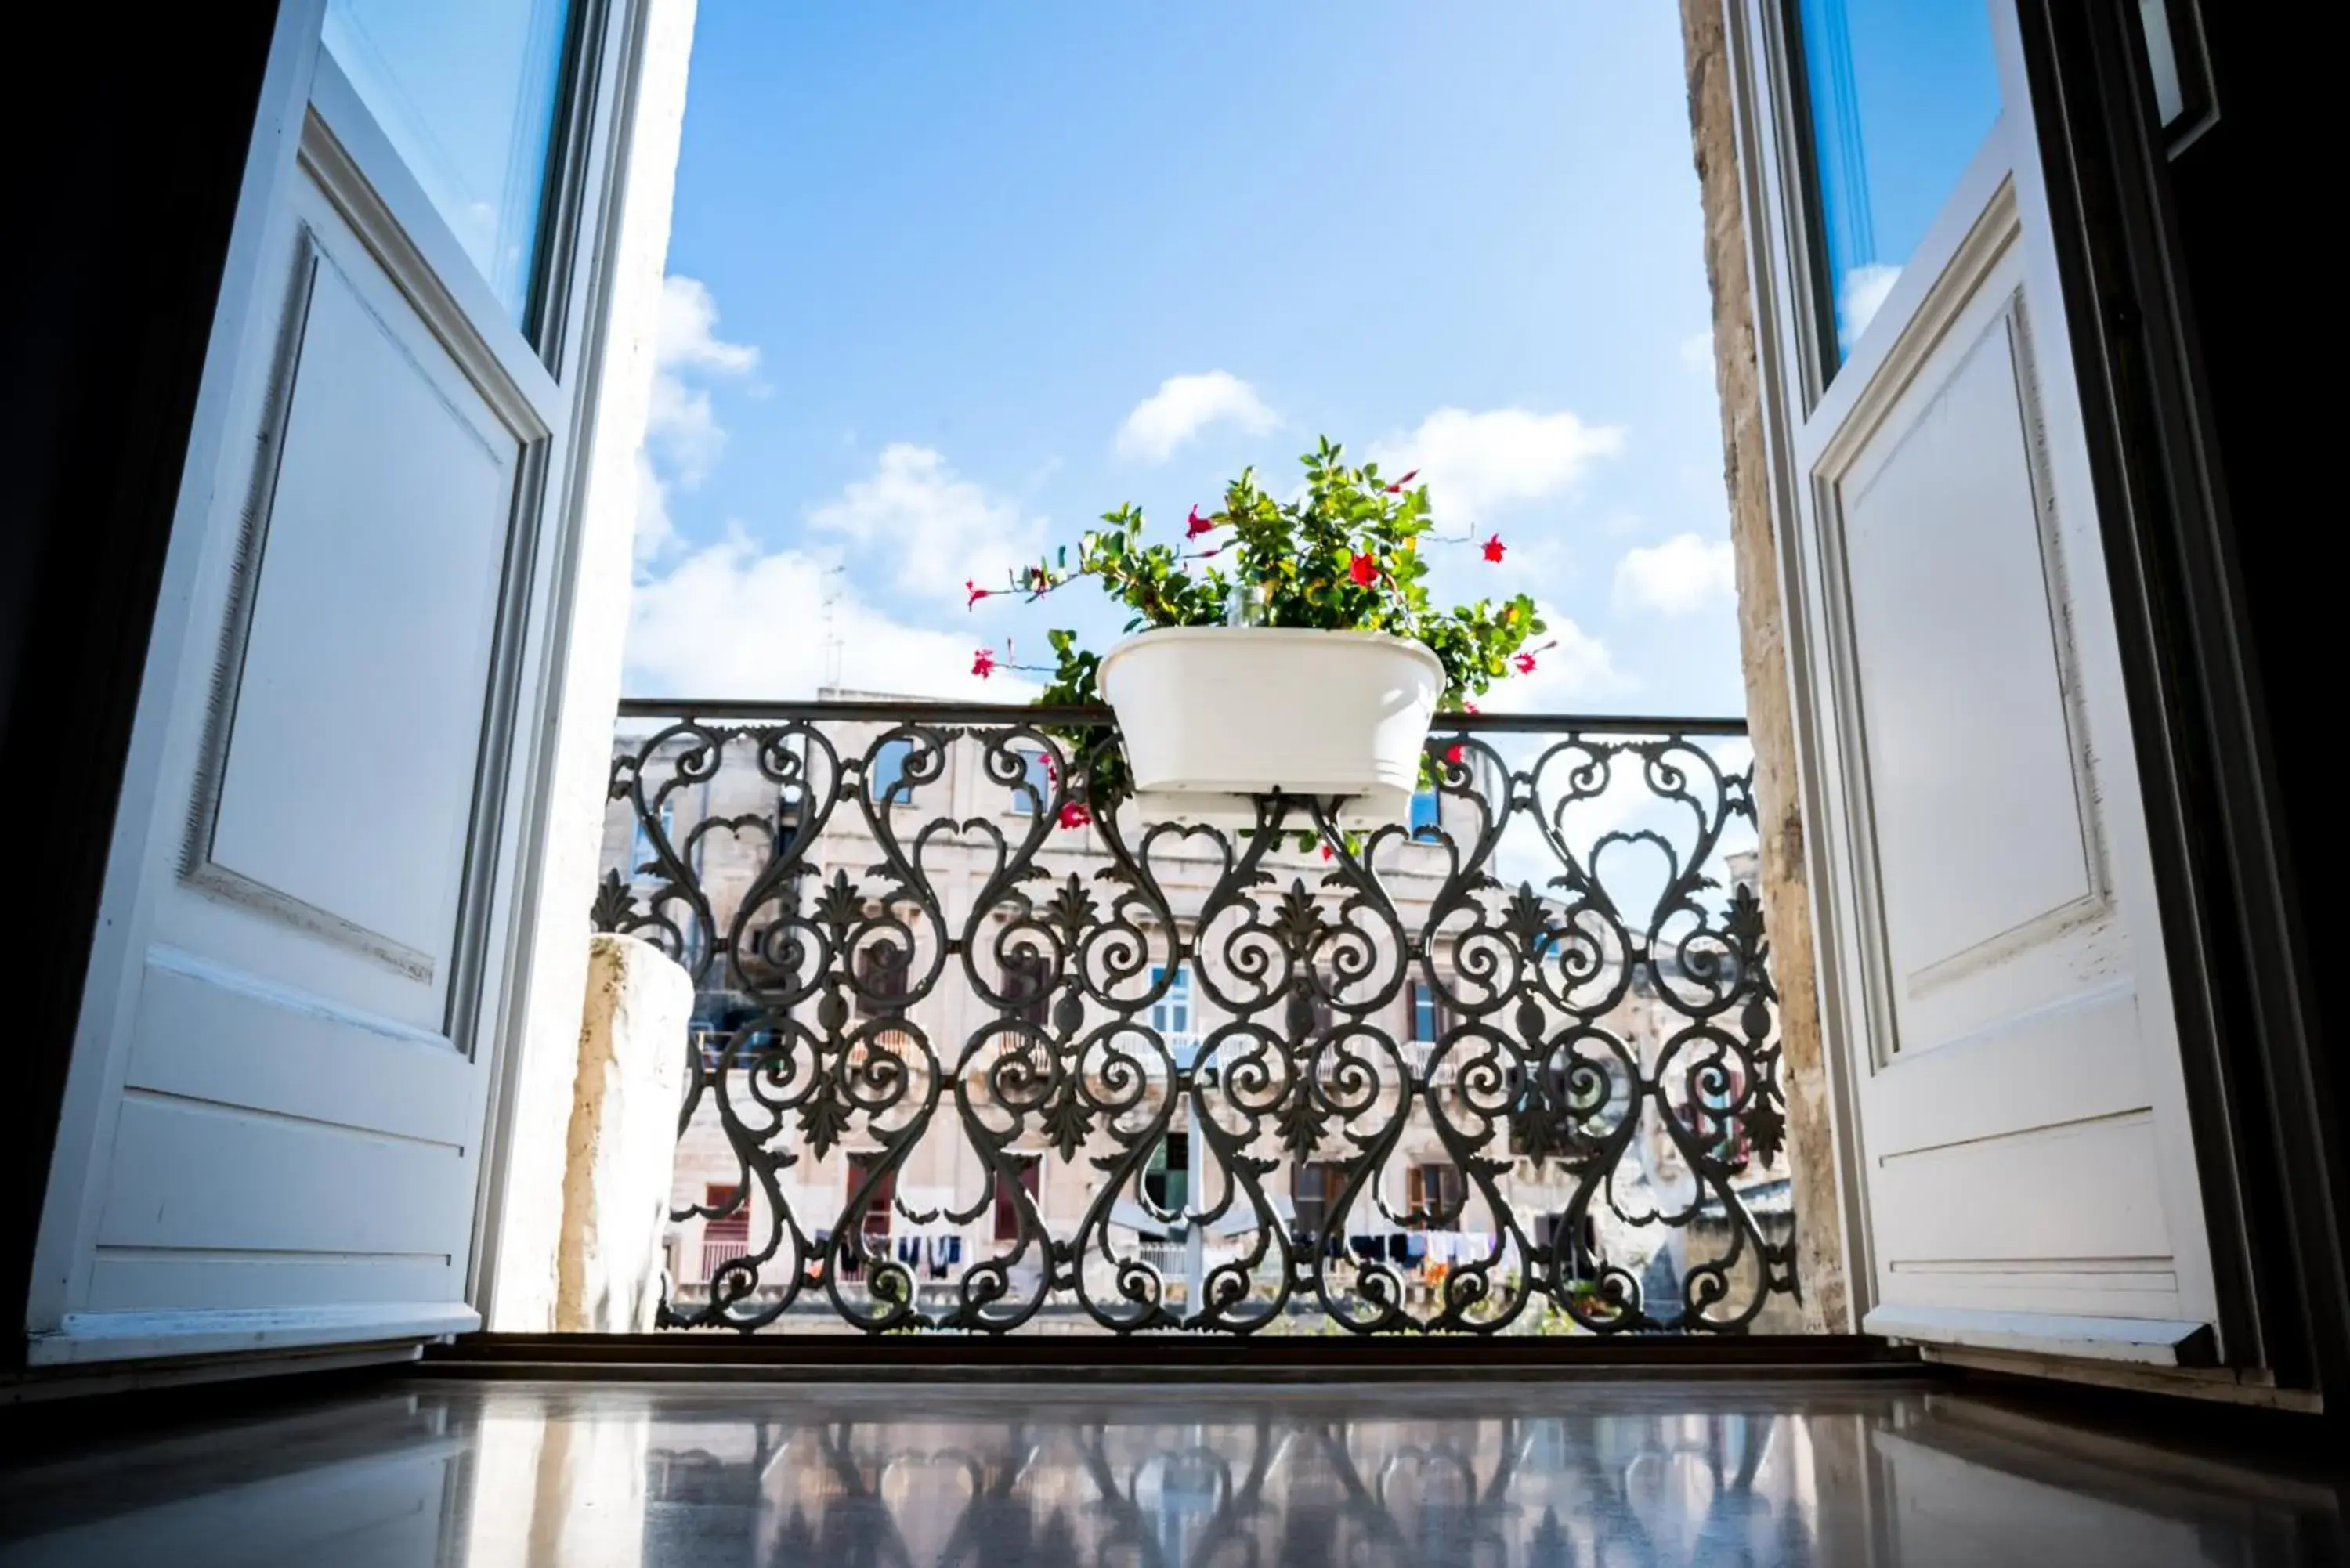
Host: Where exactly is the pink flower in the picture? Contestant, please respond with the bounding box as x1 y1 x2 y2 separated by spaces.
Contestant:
1383 468 1419 494
1481 534 1506 564
1462 701 1480 714
1057 801 1093 831
1186 504 1217 538
1349 552 1379 587
1513 652 1536 674
972 649 996 678
967 579 992 609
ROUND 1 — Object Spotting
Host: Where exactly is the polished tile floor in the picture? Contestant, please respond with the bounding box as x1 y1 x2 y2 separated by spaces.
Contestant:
0 1377 2339 1566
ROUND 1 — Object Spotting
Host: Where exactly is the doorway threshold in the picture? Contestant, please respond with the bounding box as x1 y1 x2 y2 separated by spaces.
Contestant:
421 1331 1928 1384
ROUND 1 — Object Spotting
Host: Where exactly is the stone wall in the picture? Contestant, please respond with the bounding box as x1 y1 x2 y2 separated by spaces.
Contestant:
1677 0 1850 1332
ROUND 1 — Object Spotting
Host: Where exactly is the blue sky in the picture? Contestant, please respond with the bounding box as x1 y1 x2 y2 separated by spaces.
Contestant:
624 2 1746 717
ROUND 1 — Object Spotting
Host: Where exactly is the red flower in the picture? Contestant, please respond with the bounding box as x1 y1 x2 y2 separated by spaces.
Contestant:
1445 742 1465 764
1513 652 1537 674
1481 534 1506 564
1348 552 1379 587
1319 844 1334 862
967 579 992 609
1383 468 1419 494
972 649 997 678
1057 801 1093 831
1186 504 1217 538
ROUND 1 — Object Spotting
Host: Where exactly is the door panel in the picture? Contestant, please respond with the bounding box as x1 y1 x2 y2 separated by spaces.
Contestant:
1841 294 2098 990
203 219 521 983
26 0 624 1363
69 146 533 1327
1735 0 2221 1359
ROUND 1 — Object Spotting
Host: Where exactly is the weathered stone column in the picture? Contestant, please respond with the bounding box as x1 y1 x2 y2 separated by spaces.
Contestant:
1679 0 1850 1333
555 933 692 1333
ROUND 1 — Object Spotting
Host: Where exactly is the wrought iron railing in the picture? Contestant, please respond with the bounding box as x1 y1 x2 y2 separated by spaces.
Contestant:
597 699 1799 1335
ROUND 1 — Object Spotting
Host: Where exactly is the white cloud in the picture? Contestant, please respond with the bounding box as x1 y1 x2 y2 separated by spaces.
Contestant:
637 276 760 564
627 532 1038 702
1115 371 1279 464
1838 262 1901 351
1679 329 1716 370
1614 533 1737 616
656 275 760 375
805 443 1043 601
1481 607 1623 713
632 452 674 566
1369 407 1625 530
647 371 728 486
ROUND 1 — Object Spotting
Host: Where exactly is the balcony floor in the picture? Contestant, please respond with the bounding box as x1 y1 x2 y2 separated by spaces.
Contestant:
0 1373 2338 1564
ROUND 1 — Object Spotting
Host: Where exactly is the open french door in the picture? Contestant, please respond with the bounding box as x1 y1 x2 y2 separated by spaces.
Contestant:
1727 0 2226 1364
25 0 641 1363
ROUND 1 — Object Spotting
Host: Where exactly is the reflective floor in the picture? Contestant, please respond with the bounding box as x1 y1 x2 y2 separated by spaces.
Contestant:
0 1377 2340 1566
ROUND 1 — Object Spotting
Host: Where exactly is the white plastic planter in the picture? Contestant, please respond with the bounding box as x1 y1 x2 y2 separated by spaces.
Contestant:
1097 627 1444 826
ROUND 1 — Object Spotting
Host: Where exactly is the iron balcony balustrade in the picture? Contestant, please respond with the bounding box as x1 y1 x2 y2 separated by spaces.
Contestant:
597 698 1799 1335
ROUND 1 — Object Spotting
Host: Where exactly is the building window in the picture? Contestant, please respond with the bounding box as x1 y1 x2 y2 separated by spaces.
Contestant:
1408 789 1441 839
1003 949 1052 1028
1290 1160 1346 1241
1406 1162 1464 1225
1144 1132 1189 1216
992 1153 1041 1242
1150 963 1191 1039
846 1153 896 1255
1540 1212 1600 1281
869 737 916 802
1407 979 1444 1045
699 1183 748 1281
855 938 909 1018
630 795 677 880
1007 746 1054 812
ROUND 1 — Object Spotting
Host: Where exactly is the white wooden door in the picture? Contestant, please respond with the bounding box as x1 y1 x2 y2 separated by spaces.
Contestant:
1730 0 2222 1361
26 0 637 1363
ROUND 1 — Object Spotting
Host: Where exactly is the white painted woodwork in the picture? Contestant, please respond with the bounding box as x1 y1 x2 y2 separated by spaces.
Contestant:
26 1 641 1363
204 237 519 984
1730 1 2222 1357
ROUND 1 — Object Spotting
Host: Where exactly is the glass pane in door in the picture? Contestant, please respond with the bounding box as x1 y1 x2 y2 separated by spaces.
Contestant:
322 0 574 324
1795 0 2001 360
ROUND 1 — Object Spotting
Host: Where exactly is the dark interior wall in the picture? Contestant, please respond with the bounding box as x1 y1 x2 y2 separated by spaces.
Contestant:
2169 20 2335 1075
0 3 284 1359
2023 1 2348 1402
2166 8 2350 1399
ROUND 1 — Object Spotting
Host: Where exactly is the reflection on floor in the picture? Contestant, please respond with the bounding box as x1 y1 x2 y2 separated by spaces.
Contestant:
0 1378 2339 1565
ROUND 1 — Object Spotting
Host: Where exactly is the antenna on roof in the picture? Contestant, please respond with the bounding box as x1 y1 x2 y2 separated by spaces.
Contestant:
820 564 846 693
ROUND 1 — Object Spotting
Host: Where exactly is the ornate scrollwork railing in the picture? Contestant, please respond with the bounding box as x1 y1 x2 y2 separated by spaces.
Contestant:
596 699 1798 1335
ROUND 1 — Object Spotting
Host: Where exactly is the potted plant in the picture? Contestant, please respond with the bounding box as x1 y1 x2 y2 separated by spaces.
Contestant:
968 438 1551 826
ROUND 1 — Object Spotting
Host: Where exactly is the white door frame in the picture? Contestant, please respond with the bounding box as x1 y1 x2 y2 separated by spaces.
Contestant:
24 0 660 1364
1719 0 2230 1360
